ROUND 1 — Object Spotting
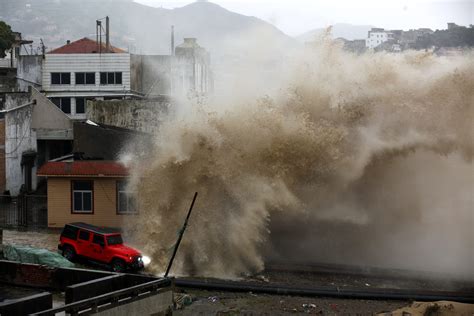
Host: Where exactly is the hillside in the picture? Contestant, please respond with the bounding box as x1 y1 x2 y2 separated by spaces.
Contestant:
298 23 373 42
0 0 295 57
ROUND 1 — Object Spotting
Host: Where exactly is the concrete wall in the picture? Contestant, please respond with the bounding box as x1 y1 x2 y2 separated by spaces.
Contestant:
16 55 42 92
4 92 37 195
5 88 73 195
131 49 213 98
131 55 172 96
0 68 17 94
0 119 5 193
174 39 212 95
0 292 52 315
73 122 149 160
47 177 134 228
87 98 171 134
95 290 172 316
0 261 173 315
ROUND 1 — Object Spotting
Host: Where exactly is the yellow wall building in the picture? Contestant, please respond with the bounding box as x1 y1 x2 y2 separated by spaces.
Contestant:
38 161 136 228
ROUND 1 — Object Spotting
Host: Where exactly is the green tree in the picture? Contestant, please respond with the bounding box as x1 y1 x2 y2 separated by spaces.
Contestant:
0 21 15 58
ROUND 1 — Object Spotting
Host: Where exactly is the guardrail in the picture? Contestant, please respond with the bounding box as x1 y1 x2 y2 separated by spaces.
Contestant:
32 278 172 315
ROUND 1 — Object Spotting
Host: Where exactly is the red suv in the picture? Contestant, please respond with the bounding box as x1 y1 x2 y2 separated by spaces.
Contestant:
58 222 149 272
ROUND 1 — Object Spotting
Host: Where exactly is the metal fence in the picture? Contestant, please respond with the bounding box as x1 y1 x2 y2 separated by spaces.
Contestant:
0 195 47 229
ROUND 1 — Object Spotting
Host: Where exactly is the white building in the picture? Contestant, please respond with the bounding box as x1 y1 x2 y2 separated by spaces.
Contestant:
41 38 138 120
365 28 394 49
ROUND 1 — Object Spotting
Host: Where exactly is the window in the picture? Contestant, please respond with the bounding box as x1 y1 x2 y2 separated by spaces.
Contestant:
51 72 70 85
117 180 137 214
72 180 93 213
75 98 87 114
100 72 123 85
92 234 105 246
78 230 90 241
51 97 71 114
107 235 123 245
107 72 114 84
61 225 78 240
75 72 95 85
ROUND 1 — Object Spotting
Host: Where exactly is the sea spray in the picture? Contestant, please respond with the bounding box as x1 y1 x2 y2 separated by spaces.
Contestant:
124 40 474 278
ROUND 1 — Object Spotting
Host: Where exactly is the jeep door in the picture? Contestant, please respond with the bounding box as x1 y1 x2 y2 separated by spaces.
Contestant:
76 229 92 256
89 234 107 262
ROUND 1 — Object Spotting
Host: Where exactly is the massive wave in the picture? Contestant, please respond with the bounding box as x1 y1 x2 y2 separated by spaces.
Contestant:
124 40 474 278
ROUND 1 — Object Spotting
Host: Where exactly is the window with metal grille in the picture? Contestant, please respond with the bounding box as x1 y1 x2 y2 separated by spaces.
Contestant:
72 180 93 213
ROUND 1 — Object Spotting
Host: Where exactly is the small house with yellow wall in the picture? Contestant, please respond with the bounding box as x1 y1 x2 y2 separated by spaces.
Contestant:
37 161 136 228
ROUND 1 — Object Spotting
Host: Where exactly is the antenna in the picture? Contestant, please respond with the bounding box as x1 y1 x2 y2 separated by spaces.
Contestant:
106 16 110 53
96 20 102 53
40 39 45 57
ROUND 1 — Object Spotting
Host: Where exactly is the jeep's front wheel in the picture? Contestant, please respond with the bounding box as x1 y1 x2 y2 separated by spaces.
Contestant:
111 259 126 273
62 245 76 262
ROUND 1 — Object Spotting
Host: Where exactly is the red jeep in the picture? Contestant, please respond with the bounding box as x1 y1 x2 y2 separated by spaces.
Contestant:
58 222 149 272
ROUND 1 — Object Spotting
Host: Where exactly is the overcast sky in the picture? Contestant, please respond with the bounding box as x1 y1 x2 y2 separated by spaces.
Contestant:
134 0 473 35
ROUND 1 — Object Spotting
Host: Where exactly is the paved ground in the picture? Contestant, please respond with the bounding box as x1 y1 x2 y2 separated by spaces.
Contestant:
2 229 473 315
2 229 60 252
173 289 408 315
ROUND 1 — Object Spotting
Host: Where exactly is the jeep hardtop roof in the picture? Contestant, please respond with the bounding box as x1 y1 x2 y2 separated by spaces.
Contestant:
66 222 121 235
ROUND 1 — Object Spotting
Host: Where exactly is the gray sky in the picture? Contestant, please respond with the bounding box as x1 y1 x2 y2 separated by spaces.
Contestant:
134 0 473 35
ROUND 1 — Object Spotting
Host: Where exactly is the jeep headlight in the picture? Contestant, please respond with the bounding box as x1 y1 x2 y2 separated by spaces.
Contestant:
142 255 151 266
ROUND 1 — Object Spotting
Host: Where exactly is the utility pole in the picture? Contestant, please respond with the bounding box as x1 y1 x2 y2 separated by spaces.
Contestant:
171 25 175 56
164 192 198 278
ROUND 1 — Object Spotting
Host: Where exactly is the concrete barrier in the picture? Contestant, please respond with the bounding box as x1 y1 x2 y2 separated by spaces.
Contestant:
0 260 174 315
0 292 52 315
66 274 126 304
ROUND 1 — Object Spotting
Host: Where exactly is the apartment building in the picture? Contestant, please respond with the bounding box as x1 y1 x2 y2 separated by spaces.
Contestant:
41 38 138 120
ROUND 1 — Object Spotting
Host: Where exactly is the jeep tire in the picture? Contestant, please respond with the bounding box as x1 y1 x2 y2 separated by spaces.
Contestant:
111 258 126 273
62 245 76 262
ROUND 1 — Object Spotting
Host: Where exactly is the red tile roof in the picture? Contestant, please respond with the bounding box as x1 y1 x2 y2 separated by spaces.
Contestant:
37 161 129 177
48 37 126 54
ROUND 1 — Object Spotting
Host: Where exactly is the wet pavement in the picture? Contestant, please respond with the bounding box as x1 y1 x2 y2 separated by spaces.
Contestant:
2 229 60 252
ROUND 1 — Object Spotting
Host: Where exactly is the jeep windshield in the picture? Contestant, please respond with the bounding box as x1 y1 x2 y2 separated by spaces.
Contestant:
106 234 123 245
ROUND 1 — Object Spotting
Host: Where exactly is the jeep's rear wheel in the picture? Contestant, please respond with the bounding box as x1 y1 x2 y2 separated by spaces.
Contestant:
62 245 75 262
111 259 126 273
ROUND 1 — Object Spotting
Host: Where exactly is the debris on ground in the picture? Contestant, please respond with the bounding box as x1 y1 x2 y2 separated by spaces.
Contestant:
255 274 269 282
174 293 194 310
378 301 474 316
302 303 317 313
